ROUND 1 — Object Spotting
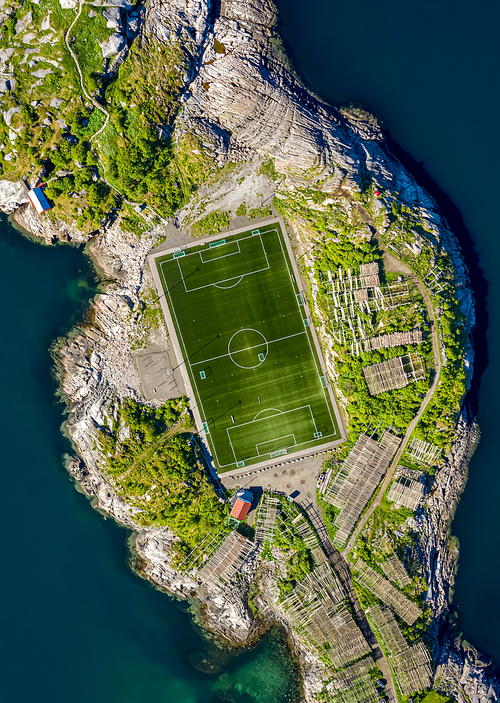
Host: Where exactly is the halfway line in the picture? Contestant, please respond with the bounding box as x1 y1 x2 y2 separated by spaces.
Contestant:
190 331 307 367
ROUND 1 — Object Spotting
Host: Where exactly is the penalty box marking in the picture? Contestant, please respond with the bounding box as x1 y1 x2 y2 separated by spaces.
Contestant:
171 230 275 293
226 405 318 463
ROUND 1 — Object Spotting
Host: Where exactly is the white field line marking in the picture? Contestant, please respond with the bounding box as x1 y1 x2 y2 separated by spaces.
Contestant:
226 405 314 463
174 231 272 293
213 277 243 289
199 240 241 263
227 430 238 463
190 330 306 367
218 431 340 468
253 408 284 421
256 434 296 455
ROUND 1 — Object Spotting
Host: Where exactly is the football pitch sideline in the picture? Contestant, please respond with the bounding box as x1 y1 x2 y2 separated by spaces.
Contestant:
149 219 344 473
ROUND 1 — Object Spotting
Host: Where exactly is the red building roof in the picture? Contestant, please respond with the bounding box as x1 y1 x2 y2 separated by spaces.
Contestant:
230 497 252 521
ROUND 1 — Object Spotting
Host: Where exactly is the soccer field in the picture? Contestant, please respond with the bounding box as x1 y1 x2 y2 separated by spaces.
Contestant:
149 219 343 473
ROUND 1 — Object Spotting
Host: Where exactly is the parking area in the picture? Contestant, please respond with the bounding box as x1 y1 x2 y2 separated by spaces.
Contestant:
220 452 331 512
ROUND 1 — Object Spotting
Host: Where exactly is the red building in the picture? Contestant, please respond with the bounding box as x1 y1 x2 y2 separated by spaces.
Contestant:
230 489 253 521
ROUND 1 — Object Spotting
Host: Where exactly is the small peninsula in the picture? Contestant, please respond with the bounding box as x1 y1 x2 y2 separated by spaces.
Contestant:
0 1 495 702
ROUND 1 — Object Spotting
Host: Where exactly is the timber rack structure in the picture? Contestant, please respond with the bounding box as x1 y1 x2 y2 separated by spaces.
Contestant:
405 437 442 467
197 531 253 590
323 431 401 547
362 353 425 396
381 554 411 588
365 329 422 352
321 262 417 356
324 658 381 703
368 605 432 697
279 562 373 671
387 467 425 511
254 494 281 544
351 559 421 625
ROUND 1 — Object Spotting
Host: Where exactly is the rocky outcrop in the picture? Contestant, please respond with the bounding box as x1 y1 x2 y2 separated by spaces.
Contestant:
0 179 29 213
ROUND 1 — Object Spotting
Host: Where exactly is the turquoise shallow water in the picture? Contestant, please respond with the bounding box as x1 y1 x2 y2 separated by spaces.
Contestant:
275 0 500 667
0 215 301 703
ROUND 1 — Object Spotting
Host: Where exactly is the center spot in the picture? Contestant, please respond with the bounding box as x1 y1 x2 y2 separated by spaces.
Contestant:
228 329 269 369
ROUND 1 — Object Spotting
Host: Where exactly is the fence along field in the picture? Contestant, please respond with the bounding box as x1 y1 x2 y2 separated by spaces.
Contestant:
151 220 342 472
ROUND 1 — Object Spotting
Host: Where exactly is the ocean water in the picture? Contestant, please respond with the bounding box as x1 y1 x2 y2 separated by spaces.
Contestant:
275 0 500 667
0 215 301 703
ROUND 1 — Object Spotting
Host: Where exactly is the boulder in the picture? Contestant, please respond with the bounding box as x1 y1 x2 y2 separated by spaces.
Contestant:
22 32 37 44
3 106 20 127
15 10 33 34
32 68 52 78
99 32 125 58
50 97 65 109
59 0 78 8
41 13 51 31
0 77 11 94
0 180 29 214
102 7 121 29
90 0 135 7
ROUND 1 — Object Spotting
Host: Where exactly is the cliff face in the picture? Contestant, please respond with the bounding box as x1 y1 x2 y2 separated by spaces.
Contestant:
1 0 497 699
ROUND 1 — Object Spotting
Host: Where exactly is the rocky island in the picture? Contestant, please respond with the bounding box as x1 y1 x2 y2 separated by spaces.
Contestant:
0 1 496 702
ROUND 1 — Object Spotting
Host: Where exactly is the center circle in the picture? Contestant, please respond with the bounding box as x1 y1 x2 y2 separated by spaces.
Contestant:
228 329 269 369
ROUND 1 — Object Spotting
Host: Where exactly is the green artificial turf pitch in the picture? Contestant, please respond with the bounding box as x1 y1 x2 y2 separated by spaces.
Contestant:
154 222 341 471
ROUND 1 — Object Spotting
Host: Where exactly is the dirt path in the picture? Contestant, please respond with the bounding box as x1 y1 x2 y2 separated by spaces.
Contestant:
337 200 443 555
64 2 110 143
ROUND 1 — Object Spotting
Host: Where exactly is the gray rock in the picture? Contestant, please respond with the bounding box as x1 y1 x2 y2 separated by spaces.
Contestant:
31 68 52 78
15 10 32 35
22 32 37 44
41 13 51 31
0 78 11 93
90 0 134 7
42 117 52 126
30 100 40 107
99 32 125 58
88 10 97 18
102 7 121 29
126 15 140 38
3 106 20 127
0 179 29 213
0 48 14 62
57 118 70 131
50 97 65 109
59 0 78 8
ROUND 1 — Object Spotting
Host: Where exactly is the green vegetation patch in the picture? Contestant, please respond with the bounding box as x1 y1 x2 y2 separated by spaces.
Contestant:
98 398 227 555
154 221 341 472
191 210 230 236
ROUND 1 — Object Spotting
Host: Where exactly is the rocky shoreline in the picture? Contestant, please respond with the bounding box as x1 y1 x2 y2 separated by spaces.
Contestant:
1 0 499 700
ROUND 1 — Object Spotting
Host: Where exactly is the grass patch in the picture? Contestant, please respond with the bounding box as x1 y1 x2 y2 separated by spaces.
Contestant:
191 210 230 236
